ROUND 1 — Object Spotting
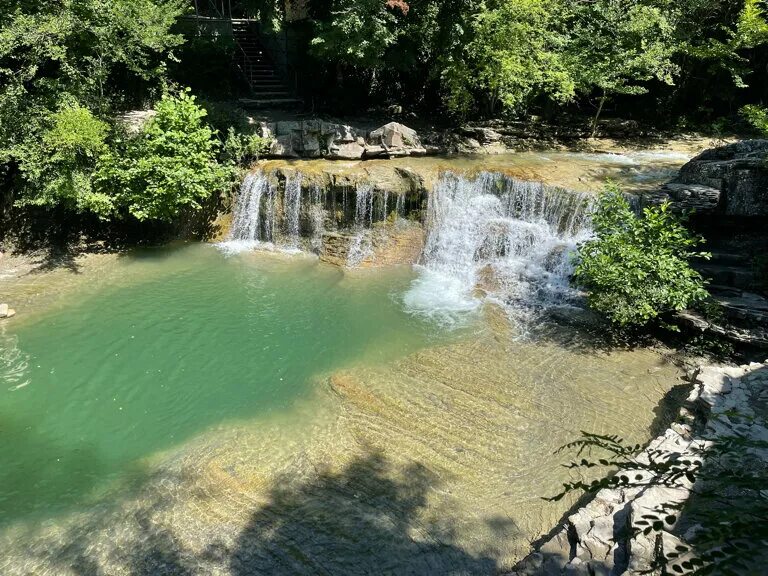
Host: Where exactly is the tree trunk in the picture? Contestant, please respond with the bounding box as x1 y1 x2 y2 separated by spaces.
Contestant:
591 91 606 139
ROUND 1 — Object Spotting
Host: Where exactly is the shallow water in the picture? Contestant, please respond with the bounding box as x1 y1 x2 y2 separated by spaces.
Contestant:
0 245 452 524
0 245 682 575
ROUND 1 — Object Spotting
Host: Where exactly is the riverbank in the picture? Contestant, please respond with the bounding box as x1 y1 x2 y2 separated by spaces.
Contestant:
509 359 768 575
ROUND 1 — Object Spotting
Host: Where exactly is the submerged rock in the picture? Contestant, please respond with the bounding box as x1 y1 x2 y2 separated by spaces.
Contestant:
0 303 15 319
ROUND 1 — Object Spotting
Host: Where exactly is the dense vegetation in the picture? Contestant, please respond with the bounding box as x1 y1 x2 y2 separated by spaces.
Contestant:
1 0 766 237
300 0 768 122
574 187 710 328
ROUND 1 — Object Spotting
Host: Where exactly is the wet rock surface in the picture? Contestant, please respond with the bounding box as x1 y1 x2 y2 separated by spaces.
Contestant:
646 139 768 216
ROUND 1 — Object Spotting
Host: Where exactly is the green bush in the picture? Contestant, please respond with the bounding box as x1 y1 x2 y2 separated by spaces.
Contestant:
739 104 768 136
96 90 229 222
15 103 114 217
573 186 710 327
222 128 272 165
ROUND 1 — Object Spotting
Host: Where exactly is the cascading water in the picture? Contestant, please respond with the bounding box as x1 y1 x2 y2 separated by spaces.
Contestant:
346 183 375 267
229 172 268 245
309 184 326 252
284 173 302 249
404 171 594 326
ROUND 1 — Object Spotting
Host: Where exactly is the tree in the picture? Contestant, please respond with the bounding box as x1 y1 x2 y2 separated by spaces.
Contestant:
0 0 186 208
563 0 680 136
309 0 407 69
740 104 768 135
95 90 228 222
439 0 574 116
573 186 710 327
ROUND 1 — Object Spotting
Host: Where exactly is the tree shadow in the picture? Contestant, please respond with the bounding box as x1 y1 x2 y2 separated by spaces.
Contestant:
14 450 504 575
0 412 111 523
224 451 500 575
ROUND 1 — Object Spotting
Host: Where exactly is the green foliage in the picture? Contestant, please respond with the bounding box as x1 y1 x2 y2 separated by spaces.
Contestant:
303 0 768 120
550 428 768 575
740 104 768 135
562 0 680 133
0 0 187 220
441 0 574 116
222 128 272 166
574 185 710 327
95 91 228 222
14 103 113 216
310 0 405 68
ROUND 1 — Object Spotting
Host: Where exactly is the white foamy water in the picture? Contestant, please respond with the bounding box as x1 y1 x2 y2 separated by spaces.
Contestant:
404 172 594 326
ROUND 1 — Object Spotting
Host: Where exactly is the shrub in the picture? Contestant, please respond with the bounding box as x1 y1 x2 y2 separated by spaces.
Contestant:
15 104 114 217
739 104 768 136
222 128 272 165
96 90 229 222
573 186 710 327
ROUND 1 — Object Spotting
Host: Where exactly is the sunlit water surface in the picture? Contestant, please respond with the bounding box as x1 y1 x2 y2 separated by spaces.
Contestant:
0 245 453 523
0 166 685 573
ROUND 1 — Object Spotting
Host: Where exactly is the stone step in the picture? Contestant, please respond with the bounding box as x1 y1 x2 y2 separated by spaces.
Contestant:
705 252 752 266
251 85 289 92
247 91 290 98
696 264 755 290
239 97 303 109
251 82 284 88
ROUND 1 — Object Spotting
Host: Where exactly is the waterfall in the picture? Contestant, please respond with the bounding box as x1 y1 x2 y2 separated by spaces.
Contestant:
284 173 302 248
395 193 405 222
309 183 326 252
221 170 387 260
229 172 267 244
346 183 374 267
404 171 594 326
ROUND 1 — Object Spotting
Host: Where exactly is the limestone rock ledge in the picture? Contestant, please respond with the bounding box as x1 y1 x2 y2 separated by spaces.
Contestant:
507 361 768 576
256 120 429 160
643 139 768 216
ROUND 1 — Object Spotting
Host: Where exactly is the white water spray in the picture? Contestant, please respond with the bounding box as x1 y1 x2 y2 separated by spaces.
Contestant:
284 173 303 248
404 171 594 326
346 183 375 267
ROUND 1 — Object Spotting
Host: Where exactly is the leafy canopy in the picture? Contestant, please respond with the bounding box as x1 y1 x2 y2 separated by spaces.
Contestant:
574 186 710 327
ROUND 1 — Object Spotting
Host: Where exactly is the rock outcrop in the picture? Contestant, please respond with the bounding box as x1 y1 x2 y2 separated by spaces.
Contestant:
507 361 768 576
645 139 768 216
256 120 430 160
0 303 15 319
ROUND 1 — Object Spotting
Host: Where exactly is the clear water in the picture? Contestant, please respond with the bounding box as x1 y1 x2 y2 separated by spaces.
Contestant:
0 244 449 524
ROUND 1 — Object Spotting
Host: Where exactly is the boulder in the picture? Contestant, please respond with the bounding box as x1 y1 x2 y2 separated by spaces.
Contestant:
327 141 364 160
368 122 425 156
657 182 721 213
270 134 300 158
673 139 768 216
0 303 14 319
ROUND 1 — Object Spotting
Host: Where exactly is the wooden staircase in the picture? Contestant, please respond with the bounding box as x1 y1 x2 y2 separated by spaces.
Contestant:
231 20 302 108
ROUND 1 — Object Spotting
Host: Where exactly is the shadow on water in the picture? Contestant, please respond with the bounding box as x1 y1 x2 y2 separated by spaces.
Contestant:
0 413 105 522
0 413 148 525
225 451 499 576
30 451 505 576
